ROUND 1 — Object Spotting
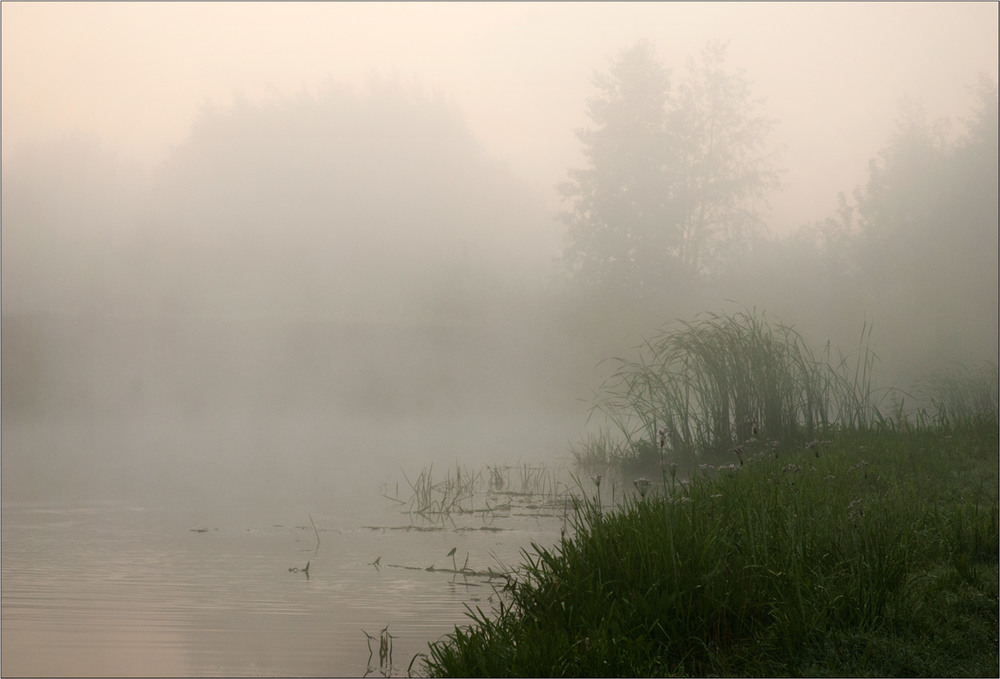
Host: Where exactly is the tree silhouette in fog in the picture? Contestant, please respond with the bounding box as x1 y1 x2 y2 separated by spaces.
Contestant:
1 134 148 316
558 40 781 299
851 77 998 365
149 76 549 320
718 76 999 382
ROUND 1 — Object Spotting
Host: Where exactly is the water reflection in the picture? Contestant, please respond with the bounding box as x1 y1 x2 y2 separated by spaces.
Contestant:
1 495 564 677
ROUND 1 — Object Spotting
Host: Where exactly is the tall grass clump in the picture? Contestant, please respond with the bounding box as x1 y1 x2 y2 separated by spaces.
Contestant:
422 428 998 677
916 361 999 433
589 309 890 472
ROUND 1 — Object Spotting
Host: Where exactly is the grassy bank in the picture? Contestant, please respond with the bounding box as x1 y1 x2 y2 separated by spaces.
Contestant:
421 425 998 677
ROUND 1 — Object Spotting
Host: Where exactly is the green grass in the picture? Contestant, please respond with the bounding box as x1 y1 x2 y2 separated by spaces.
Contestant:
421 426 998 677
585 310 892 474
419 311 997 676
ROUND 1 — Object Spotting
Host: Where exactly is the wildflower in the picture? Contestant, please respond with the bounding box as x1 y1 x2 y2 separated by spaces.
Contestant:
590 474 602 488
734 444 745 466
633 477 651 498
668 461 678 480
766 439 779 459
847 498 864 525
781 463 802 474
710 493 723 499
848 459 869 479
657 428 667 449
718 463 740 477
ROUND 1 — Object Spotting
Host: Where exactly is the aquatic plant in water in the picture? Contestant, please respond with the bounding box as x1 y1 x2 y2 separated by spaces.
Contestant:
362 624 394 677
384 462 571 524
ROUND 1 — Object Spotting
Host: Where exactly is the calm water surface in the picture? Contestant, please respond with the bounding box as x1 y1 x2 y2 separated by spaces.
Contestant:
2 496 566 676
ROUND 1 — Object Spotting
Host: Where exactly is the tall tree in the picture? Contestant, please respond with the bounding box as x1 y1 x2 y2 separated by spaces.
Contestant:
851 80 998 370
671 42 782 276
558 39 675 295
559 40 781 297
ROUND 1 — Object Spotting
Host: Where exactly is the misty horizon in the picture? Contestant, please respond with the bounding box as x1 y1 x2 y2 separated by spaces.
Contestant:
1 5 997 676
3 7 998 505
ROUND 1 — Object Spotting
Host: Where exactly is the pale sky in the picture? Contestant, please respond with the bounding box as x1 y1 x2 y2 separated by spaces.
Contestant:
3 2 997 232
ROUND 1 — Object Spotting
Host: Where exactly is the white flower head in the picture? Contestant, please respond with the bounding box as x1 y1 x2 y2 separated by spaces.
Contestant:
633 477 652 498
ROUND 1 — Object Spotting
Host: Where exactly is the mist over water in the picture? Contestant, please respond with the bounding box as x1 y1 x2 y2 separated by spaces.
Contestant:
1 83 587 515
3 75 994 512
1 310 588 520
1 5 997 675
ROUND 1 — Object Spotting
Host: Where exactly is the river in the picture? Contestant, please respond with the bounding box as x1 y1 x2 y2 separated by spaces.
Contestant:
2 487 568 676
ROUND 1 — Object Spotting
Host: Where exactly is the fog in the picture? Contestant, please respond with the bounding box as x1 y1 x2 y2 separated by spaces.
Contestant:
2 3 997 518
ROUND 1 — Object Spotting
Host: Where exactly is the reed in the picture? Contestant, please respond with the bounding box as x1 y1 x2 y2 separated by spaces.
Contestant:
387 462 570 522
916 361 999 432
362 624 394 675
569 429 621 476
587 310 893 473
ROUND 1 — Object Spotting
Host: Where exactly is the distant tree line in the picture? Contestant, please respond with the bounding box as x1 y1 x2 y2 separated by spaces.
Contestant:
825 75 997 373
557 39 997 382
2 47 996 391
2 77 551 323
